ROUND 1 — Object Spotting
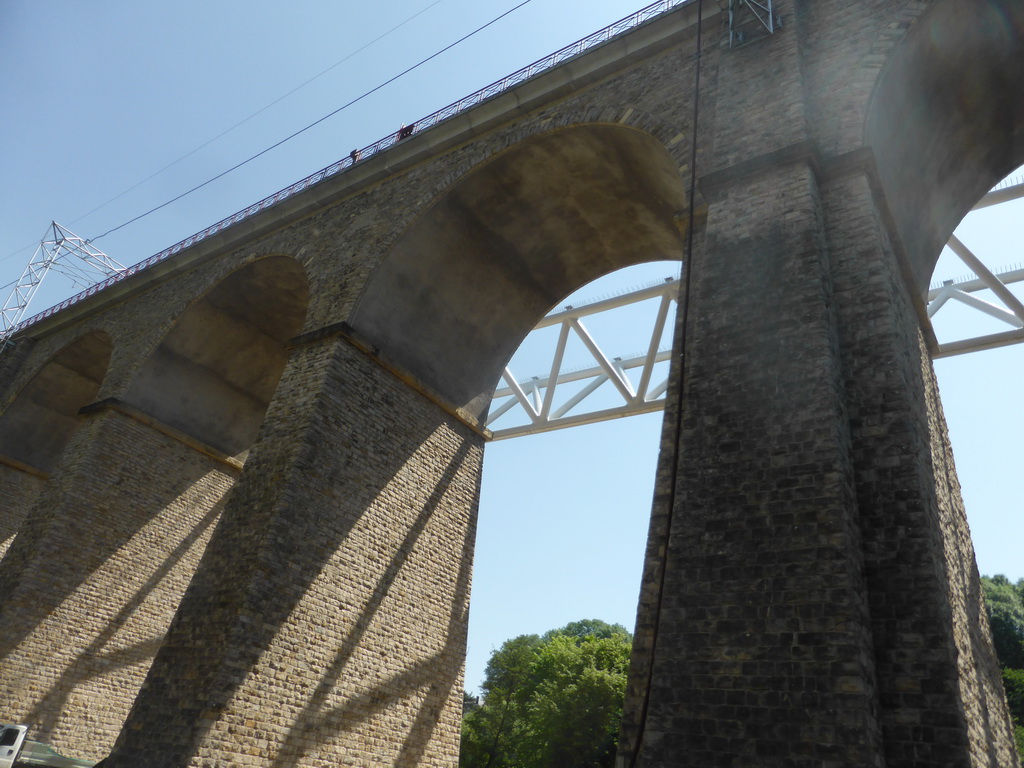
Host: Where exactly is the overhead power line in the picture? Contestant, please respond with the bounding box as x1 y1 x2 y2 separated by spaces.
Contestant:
68 0 451 229
92 0 535 242
0 2 451 270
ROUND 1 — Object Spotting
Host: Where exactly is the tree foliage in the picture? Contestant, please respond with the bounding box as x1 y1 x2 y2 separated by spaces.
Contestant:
460 619 632 768
981 574 1024 759
1004 668 1024 757
983 575 1024 670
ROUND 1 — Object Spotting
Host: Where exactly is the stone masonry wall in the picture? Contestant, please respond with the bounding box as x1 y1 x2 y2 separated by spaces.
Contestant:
0 463 45 560
0 0 1018 765
823 169 1018 767
616 241 692 766
635 159 884 767
0 406 235 761
0 338 35 408
108 333 483 768
0 340 46 562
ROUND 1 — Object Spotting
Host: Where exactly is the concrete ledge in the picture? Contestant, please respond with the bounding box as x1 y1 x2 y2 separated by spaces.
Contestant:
289 322 491 440
699 140 821 195
79 398 245 472
0 453 48 480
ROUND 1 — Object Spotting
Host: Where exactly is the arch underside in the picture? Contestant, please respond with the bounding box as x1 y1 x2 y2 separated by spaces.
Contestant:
351 123 688 421
867 0 1024 293
0 331 112 473
125 256 309 457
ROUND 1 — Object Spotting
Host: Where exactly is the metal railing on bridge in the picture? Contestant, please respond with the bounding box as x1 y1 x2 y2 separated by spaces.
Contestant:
7 0 696 339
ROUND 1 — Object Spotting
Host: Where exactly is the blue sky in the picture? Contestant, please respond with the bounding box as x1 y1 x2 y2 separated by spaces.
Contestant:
1 0 1020 695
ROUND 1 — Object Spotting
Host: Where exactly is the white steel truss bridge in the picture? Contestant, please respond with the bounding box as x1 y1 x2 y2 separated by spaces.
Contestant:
487 276 679 441
488 177 1024 440
3 191 1021 441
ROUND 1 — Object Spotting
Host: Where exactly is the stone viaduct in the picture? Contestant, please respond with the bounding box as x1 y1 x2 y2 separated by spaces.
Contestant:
0 0 1022 765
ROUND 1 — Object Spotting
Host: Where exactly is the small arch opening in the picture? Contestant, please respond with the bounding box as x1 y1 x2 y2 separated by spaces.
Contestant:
865 0 1024 292
0 330 112 473
124 255 309 458
929 164 1024 587
352 123 689 420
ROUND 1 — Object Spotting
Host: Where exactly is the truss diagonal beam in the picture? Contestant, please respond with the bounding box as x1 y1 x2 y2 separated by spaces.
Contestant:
569 318 637 402
941 288 1022 328
928 218 1024 357
2 223 126 343
725 0 778 46
487 277 679 440
637 293 672 400
500 368 542 424
973 181 1024 210
541 323 571 420
946 235 1024 323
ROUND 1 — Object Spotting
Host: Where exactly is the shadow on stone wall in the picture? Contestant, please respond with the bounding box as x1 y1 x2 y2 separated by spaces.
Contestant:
269 453 474 768
20 498 225 739
109 338 480 768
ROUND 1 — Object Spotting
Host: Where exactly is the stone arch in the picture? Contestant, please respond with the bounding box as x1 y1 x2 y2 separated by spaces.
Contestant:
0 330 112 558
866 0 1024 291
351 122 689 420
124 254 310 458
0 256 311 755
0 330 112 473
416 107 691 209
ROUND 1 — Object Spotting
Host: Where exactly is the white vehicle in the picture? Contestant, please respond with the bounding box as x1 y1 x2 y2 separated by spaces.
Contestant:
0 726 100 768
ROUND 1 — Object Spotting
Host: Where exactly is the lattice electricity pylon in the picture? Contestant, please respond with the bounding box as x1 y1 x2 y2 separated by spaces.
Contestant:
486 277 679 440
1 222 126 343
723 0 780 47
928 179 1024 357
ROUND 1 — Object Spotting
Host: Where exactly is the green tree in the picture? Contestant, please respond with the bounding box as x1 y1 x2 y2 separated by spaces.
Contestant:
982 575 1024 670
461 634 543 768
981 574 1024 760
1004 668 1024 757
460 620 632 768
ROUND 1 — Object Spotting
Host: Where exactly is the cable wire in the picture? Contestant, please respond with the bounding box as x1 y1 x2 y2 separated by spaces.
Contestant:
92 0 535 242
0 244 34 268
627 0 703 764
68 0 450 229
1 0 452 269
